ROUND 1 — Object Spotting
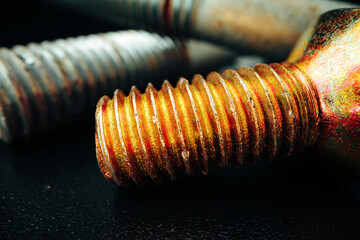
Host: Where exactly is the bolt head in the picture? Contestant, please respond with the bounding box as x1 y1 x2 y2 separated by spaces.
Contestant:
289 9 360 166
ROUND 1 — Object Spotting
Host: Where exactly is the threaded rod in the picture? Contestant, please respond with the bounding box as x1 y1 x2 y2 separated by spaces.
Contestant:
95 62 320 187
0 30 188 142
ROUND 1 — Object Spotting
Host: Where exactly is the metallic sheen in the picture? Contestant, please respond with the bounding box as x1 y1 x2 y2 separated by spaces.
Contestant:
43 0 357 60
96 9 360 187
0 30 189 142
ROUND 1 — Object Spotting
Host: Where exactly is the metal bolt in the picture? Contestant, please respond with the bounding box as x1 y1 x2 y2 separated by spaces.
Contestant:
0 30 234 143
95 9 360 187
43 0 357 61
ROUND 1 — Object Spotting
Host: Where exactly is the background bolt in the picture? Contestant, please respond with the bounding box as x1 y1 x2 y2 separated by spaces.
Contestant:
42 0 357 61
0 30 234 143
95 9 360 187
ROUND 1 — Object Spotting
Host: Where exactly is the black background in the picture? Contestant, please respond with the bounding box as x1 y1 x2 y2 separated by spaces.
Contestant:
1 1 360 239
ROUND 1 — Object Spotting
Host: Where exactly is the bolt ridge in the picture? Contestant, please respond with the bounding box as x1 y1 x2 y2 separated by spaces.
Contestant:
0 30 187 142
95 62 320 187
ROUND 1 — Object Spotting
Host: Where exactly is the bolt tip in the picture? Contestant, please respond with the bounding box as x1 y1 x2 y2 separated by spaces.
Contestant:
96 95 110 107
95 131 115 184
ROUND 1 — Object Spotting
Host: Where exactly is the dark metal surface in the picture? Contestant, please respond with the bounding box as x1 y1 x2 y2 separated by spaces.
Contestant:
2 131 360 239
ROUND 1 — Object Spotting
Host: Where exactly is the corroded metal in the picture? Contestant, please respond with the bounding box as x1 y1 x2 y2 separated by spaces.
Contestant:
288 8 360 166
96 9 360 187
0 30 189 143
43 0 357 60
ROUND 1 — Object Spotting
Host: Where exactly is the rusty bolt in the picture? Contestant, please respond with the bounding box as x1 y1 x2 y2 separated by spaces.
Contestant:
0 30 235 143
95 9 360 187
43 0 357 61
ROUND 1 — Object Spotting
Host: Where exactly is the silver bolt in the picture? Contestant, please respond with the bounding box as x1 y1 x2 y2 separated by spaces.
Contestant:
42 0 358 60
0 30 234 143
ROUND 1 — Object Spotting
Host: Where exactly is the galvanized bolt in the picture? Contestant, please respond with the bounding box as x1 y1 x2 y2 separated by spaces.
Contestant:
43 0 357 61
96 9 360 187
0 30 234 143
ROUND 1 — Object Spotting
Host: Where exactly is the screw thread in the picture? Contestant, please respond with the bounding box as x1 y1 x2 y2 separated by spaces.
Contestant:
0 30 188 142
95 62 320 187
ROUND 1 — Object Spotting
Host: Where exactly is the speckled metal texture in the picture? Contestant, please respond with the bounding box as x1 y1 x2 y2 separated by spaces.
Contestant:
95 9 360 187
95 62 319 187
289 8 360 169
0 30 188 143
43 0 357 61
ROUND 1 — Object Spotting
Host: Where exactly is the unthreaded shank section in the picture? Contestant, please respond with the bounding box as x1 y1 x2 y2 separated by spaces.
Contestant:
95 63 320 187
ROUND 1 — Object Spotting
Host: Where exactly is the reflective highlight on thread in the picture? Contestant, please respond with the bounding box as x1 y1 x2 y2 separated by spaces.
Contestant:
95 63 320 187
0 30 188 142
